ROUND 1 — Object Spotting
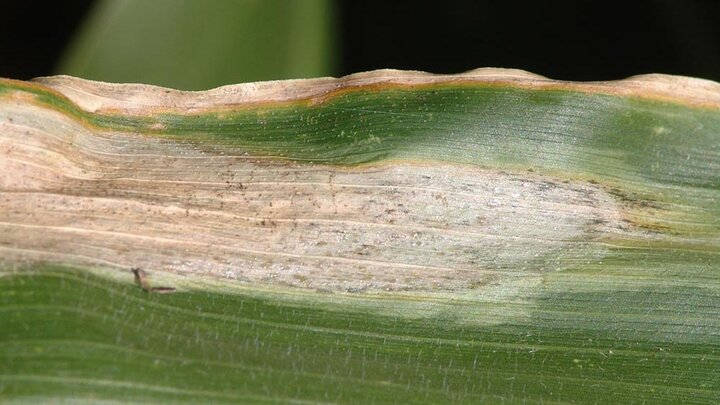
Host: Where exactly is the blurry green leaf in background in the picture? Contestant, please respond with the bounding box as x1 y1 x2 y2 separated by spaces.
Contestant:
57 0 337 90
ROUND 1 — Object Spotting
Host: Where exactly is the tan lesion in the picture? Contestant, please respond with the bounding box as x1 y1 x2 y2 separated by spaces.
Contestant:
5 70 705 292
0 97 650 293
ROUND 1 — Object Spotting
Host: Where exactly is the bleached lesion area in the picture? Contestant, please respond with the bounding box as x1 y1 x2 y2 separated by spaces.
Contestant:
0 94 634 292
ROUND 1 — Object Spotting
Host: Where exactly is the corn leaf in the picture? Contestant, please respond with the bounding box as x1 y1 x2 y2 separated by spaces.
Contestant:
1 69 719 403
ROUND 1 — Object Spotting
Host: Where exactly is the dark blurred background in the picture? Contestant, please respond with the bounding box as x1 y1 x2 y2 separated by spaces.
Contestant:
2 0 719 89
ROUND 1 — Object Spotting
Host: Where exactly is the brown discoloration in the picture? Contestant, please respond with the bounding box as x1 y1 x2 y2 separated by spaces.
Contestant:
27 69 720 117
131 267 149 290
131 267 176 293
601 186 678 235
606 187 662 210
